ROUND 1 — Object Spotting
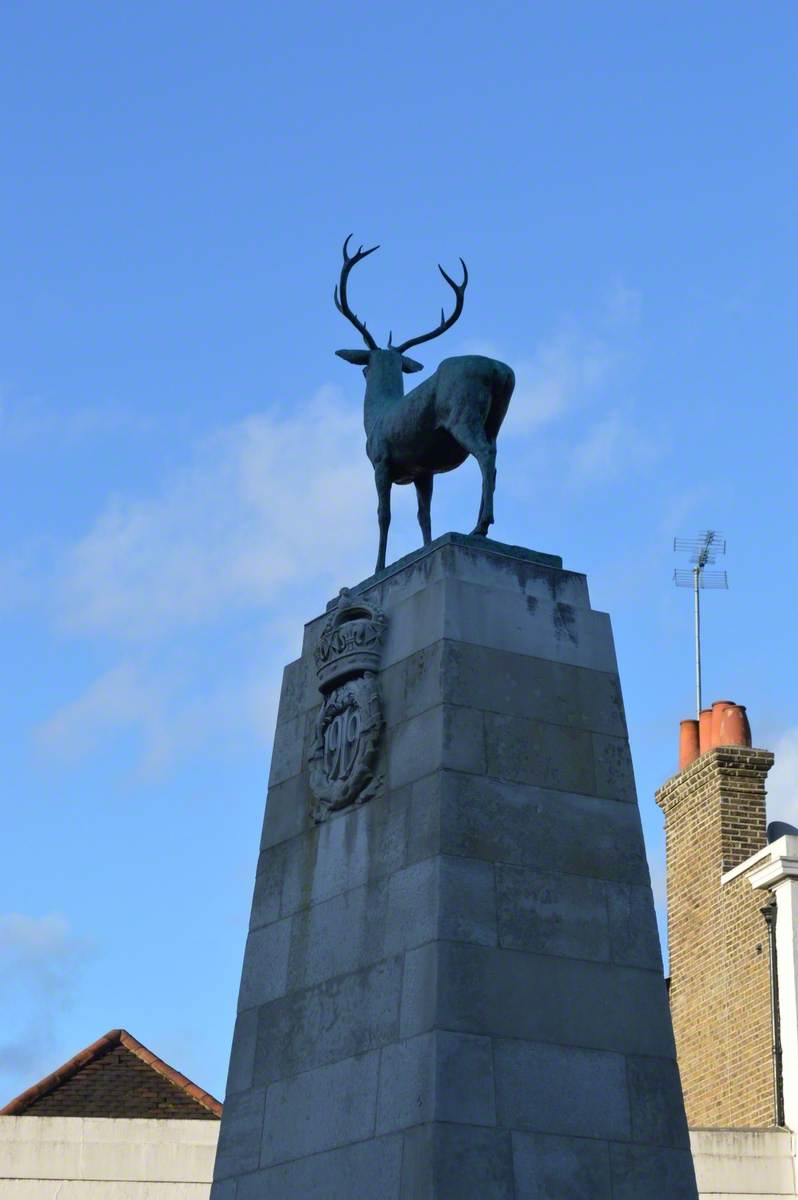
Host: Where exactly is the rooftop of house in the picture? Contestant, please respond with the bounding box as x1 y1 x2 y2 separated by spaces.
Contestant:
0 1028 222 1120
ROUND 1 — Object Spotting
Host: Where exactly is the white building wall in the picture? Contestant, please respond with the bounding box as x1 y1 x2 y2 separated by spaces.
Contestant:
0 1115 218 1198
691 1129 797 1198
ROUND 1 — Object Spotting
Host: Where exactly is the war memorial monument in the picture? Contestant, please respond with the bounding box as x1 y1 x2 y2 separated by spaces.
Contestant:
209 240 699 1198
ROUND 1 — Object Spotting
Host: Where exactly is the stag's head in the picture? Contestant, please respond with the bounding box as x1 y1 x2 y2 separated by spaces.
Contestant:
334 235 468 379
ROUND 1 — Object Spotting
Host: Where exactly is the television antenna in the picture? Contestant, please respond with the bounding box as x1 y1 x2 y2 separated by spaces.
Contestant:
673 531 728 718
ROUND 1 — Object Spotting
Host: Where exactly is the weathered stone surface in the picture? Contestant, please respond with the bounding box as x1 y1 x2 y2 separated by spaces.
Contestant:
428 942 675 1057
512 1131 612 1200
401 1123 515 1200
260 1050 379 1165
496 864 610 962
237 1135 403 1200
606 882 663 971
494 1040 630 1140
253 956 402 1086
237 920 291 1011
211 537 695 1199
224 1008 257 1097
437 771 650 885
213 1087 265 1179
286 877 389 990
626 1055 692 1149
376 1030 496 1134
608 1142 699 1199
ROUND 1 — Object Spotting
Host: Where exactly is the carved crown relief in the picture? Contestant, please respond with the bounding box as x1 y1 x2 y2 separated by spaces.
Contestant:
308 589 387 820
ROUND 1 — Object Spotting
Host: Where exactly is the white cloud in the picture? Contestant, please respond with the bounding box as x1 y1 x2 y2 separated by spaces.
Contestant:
36 662 170 767
569 409 656 485
506 333 610 435
767 727 798 826
62 386 373 640
38 385 379 770
0 393 153 446
0 914 92 1088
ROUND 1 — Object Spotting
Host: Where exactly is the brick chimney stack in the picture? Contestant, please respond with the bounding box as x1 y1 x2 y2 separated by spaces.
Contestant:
657 701 775 1128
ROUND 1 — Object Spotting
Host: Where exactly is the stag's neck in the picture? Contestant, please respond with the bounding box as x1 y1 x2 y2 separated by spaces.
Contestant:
363 354 405 437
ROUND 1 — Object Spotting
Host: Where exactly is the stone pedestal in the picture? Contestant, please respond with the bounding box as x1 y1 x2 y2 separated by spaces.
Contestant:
211 534 698 1200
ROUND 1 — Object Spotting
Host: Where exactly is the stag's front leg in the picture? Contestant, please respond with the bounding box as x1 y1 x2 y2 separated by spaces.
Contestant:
414 473 433 546
374 463 392 572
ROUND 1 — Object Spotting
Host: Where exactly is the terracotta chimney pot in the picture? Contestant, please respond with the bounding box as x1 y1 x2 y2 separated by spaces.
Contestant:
710 700 735 749
718 703 752 748
699 708 713 753
679 719 701 770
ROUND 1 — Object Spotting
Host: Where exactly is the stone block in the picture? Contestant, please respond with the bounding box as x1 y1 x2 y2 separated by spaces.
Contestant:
594 733 637 802
606 883 663 971
627 1055 691 1149
260 1050 380 1166
376 1032 436 1132
494 1039 630 1140
439 577 618 672
385 854 496 957
433 942 675 1057
237 919 291 1012
210 1183 238 1200
376 1030 496 1135
287 877 389 990
387 704 485 790
434 1030 496 1126
248 845 284 931
238 1134 403 1200
439 771 650 885
278 789 410 916
253 955 402 1086
512 1132 612 1200
267 713 304 786
608 1143 698 1199
260 774 312 852
484 712 595 794
401 1123 515 1200
399 942 438 1039
213 1087 265 1178
275 656 315 728
497 864 609 961
225 1008 257 1096
438 640 626 736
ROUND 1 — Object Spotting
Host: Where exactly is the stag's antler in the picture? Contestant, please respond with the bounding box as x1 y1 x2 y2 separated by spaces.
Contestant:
334 234 379 350
392 259 468 354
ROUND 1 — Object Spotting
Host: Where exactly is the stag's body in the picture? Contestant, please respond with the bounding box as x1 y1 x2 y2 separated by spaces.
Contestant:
364 353 513 481
334 237 515 571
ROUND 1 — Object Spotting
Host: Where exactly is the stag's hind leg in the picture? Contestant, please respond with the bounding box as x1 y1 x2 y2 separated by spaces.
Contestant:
374 463 392 572
450 423 496 536
415 473 433 546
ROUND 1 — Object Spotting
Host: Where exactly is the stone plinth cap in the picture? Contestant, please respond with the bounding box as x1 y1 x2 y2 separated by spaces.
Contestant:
327 531 564 609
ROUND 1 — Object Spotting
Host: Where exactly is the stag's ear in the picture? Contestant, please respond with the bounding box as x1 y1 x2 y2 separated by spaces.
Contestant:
335 348 371 366
401 355 424 373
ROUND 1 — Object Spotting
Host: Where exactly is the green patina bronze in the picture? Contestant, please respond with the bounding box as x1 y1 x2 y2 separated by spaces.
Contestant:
334 236 515 573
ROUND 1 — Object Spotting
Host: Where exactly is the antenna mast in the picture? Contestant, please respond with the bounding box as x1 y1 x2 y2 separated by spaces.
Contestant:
673 531 728 718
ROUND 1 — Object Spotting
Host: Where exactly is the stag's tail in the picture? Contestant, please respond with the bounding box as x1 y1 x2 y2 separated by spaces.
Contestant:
485 363 515 441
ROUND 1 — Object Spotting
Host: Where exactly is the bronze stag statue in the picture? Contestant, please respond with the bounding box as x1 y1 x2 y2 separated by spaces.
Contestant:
334 236 515 572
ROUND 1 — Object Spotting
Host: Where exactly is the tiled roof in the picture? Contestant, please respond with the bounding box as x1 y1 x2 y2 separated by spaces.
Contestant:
0 1029 222 1119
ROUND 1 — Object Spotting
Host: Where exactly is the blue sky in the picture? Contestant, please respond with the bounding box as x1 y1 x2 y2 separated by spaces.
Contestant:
2 0 797 1102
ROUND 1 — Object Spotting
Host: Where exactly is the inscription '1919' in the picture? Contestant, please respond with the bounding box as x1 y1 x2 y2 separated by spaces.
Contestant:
324 706 361 782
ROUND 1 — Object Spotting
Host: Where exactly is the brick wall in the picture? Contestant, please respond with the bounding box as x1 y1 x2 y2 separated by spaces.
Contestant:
657 746 775 1128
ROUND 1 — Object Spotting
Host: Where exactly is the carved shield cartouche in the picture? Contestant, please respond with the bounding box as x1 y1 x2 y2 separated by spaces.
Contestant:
309 588 386 820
